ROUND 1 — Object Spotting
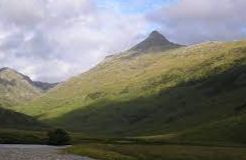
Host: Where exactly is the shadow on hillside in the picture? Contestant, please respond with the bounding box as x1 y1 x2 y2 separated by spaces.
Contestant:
48 64 246 137
0 107 48 130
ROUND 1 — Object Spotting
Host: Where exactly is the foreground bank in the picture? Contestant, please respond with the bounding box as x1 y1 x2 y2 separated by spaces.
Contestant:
66 143 246 160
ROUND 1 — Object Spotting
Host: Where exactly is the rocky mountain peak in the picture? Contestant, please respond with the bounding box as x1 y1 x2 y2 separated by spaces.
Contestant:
129 30 182 53
147 31 169 42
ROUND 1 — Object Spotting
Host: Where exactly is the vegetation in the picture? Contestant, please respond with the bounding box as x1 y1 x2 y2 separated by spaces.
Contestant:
0 68 53 138
0 67 57 109
0 68 42 108
0 128 70 145
0 35 245 160
1 32 246 159
0 129 46 144
66 143 246 160
174 113 246 145
0 107 47 130
47 128 70 145
13 41 246 141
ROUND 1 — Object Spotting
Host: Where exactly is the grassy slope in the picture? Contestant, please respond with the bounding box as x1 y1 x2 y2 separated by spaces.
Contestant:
0 68 42 108
66 143 246 160
0 129 47 144
0 106 48 143
14 41 246 139
0 68 48 132
132 112 246 146
175 112 246 145
0 107 47 130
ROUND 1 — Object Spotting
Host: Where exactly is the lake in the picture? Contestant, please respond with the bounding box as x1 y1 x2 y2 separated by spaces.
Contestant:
0 144 94 160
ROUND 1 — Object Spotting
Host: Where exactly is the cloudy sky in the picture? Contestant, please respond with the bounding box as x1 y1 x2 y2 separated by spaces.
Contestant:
0 0 245 82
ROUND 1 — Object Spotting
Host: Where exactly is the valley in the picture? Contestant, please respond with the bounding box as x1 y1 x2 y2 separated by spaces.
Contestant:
12 33 246 139
0 0 245 159
0 31 246 160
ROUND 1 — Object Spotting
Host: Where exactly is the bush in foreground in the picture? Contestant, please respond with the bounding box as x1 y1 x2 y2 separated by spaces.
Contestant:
47 128 70 145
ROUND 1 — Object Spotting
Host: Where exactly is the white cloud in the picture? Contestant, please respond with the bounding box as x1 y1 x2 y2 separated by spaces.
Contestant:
0 0 148 82
148 0 246 44
0 0 45 28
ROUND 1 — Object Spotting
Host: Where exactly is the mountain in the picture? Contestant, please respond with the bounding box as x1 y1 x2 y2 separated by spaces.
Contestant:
0 67 54 130
128 31 182 53
0 67 57 108
0 67 41 107
13 32 246 143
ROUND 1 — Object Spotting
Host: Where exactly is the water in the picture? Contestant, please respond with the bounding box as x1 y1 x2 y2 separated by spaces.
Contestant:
0 144 93 160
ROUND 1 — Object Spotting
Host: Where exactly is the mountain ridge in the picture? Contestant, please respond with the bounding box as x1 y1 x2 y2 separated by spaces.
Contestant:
0 67 59 91
0 67 58 108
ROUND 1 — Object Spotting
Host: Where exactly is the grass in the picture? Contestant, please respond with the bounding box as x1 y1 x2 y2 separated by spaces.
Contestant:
174 113 246 145
66 143 246 160
66 113 246 160
0 129 47 144
0 68 42 108
12 40 246 138
1 127 246 160
1 36 246 160
130 113 246 147
0 107 47 130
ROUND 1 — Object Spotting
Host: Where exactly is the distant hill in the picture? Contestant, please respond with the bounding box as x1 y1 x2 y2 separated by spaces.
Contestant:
32 81 59 91
0 67 58 108
13 31 246 145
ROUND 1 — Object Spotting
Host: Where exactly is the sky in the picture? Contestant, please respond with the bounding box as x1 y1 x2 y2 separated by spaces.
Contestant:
0 0 245 82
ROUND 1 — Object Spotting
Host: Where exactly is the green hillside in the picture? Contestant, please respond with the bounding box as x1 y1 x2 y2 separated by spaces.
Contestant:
0 107 46 130
136 112 246 146
0 67 55 131
14 33 246 140
175 111 246 145
0 67 42 107
0 67 58 108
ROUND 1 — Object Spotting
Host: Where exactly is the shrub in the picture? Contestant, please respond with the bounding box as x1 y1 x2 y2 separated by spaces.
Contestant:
47 128 70 145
